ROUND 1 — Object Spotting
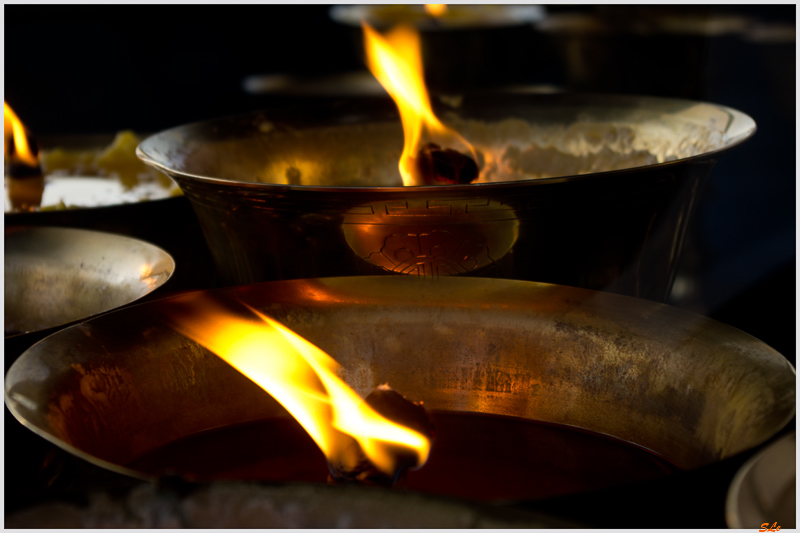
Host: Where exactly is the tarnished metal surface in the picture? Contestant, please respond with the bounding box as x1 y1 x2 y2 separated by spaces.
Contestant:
5 277 793 482
137 94 755 300
4 226 174 337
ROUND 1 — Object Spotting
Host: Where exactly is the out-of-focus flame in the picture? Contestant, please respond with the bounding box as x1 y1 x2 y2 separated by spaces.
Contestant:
3 102 38 167
168 296 430 475
424 4 448 17
362 22 475 186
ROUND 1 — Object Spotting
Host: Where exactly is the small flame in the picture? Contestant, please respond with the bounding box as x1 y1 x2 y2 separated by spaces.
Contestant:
3 102 38 167
363 22 475 186
424 4 448 17
167 296 430 475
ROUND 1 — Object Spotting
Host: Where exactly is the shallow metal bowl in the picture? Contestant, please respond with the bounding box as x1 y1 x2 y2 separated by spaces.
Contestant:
4 226 174 340
6 277 793 486
138 94 755 301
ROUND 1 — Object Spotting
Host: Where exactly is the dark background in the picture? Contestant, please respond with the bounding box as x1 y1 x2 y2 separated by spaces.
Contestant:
4 5 796 525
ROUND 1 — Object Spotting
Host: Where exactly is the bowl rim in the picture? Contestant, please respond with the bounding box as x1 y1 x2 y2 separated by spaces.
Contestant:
136 93 757 193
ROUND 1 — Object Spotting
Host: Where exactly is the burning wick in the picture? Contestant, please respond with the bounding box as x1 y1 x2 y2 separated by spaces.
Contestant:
328 384 435 486
163 294 433 487
4 102 44 211
362 22 479 186
417 142 479 185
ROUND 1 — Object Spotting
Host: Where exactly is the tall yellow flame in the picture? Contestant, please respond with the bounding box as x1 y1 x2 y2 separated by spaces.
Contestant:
168 296 430 475
3 102 38 167
362 22 474 186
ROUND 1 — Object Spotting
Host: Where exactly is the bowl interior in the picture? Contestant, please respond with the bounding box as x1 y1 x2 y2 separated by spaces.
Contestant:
726 432 796 528
5 277 793 482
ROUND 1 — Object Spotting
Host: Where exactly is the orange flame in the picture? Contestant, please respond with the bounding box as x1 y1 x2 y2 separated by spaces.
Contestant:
168 296 430 475
3 102 38 167
362 22 475 186
424 4 448 17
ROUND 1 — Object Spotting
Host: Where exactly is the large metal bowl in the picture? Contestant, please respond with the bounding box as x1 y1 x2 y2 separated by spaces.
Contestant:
137 94 755 301
6 277 793 488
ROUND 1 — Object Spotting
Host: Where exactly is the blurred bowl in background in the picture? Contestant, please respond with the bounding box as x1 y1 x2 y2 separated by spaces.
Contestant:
330 5 546 31
330 5 548 92
536 7 756 98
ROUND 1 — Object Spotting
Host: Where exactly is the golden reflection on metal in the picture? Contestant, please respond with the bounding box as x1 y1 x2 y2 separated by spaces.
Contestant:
138 263 161 291
5 277 794 483
343 218 519 276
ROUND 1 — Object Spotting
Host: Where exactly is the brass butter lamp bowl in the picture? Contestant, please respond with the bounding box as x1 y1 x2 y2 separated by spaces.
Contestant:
6 277 793 490
137 94 755 302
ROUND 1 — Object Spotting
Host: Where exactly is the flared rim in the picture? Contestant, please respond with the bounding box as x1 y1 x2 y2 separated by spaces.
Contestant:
137 93 757 194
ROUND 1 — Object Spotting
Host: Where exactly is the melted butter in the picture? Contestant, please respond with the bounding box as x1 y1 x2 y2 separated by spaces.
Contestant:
4 175 178 213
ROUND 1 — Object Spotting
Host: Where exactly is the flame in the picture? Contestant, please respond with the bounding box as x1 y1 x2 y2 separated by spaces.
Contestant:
167 296 430 475
424 4 448 17
4 102 38 167
362 22 475 186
